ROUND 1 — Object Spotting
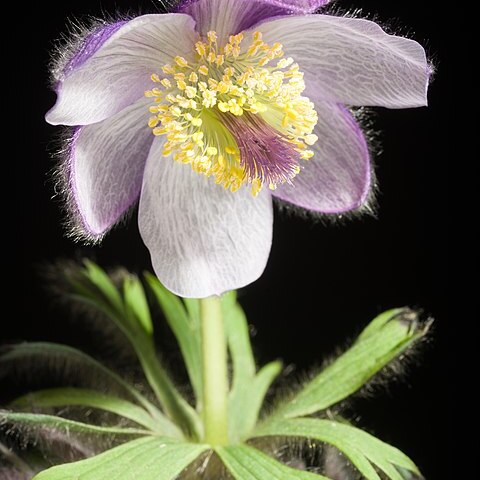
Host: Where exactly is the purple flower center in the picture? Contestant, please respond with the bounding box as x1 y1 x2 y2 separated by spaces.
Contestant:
220 111 301 189
145 30 318 196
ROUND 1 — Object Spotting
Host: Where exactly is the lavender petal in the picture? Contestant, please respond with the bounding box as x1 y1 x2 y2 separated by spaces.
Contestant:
65 99 155 241
46 14 198 126
272 101 371 214
57 21 128 82
177 0 328 42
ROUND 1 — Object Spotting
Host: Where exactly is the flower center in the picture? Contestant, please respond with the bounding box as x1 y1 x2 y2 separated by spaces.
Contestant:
145 31 318 196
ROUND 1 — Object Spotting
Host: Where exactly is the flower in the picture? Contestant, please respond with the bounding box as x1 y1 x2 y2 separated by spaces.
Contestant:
46 0 429 298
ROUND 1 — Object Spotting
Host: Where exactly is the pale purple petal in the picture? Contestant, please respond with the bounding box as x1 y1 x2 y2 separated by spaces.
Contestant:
177 0 328 43
259 0 330 12
59 21 128 80
178 0 330 18
272 101 370 213
257 15 429 108
68 98 155 239
138 138 273 298
46 14 198 126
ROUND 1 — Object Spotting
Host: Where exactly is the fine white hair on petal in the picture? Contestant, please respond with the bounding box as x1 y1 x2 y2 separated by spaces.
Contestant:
49 14 131 86
274 105 379 226
257 0 331 12
257 14 429 108
138 138 274 299
52 99 155 244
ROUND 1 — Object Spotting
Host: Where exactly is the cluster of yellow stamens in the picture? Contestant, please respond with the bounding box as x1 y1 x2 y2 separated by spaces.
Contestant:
145 30 318 196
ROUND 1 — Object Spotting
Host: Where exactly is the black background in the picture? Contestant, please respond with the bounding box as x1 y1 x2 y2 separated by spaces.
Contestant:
9 0 447 477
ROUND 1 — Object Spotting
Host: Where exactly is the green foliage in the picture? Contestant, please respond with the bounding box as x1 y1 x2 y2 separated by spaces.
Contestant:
0 411 147 436
32 437 208 480
254 418 420 480
145 274 203 407
216 444 330 479
273 309 427 419
123 275 154 335
222 291 282 442
1 262 429 480
12 388 156 430
0 341 174 433
70 261 202 439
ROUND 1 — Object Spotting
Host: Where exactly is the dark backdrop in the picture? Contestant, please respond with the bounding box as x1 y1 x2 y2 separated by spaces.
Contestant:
10 1 447 477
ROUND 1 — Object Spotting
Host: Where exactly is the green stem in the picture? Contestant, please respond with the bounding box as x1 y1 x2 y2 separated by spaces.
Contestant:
200 296 229 445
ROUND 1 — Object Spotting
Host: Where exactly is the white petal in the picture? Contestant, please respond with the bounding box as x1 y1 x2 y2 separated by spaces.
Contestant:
71 98 156 238
46 14 197 126
257 15 429 108
138 138 273 298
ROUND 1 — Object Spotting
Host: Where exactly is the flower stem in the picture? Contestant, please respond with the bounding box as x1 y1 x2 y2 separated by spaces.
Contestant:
200 296 229 445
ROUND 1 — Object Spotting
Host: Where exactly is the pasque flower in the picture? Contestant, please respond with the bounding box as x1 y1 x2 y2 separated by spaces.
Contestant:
47 0 429 298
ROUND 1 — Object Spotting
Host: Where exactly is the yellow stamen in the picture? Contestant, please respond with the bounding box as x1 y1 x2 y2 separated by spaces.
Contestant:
195 41 207 56
207 31 218 43
174 56 189 68
225 146 238 155
251 178 262 197
162 64 175 74
145 30 318 195
198 65 209 75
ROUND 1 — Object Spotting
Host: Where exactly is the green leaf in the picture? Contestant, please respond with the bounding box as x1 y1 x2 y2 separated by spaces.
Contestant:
83 260 124 314
123 276 153 335
183 298 200 324
254 418 420 480
0 411 147 436
223 291 256 386
357 308 406 341
132 337 202 440
0 342 163 422
247 361 283 423
275 310 428 418
70 266 201 438
229 361 282 442
11 388 156 431
216 444 329 480
145 273 202 405
223 294 282 441
32 436 209 480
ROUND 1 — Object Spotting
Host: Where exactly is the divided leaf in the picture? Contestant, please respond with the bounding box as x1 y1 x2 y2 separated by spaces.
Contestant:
82 260 124 314
275 309 428 418
145 274 203 405
32 437 208 480
69 266 201 439
216 444 329 480
222 293 281 441
0 342 161 419
0 411 147 437
223 292 256 386
11 388 156 431
254 418 420 480
123 276 153 335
